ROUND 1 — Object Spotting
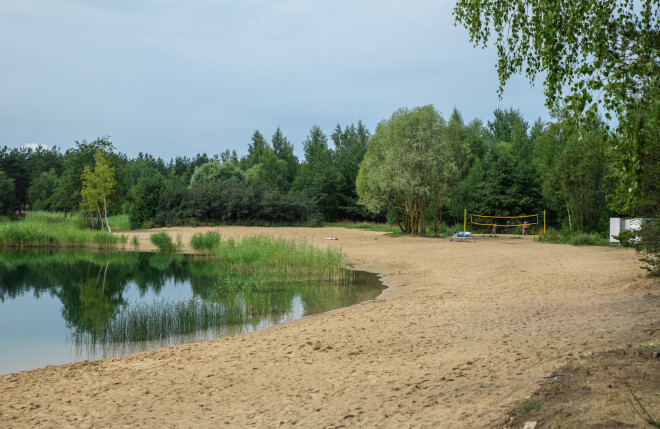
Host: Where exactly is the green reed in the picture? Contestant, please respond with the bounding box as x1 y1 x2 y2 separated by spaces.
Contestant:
190 231 222 253
108 214 131 231
213 235 349 283
77 298 247 344
0 211 126 249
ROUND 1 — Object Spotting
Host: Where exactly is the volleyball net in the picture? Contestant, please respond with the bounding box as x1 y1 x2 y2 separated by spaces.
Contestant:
470 213 539 228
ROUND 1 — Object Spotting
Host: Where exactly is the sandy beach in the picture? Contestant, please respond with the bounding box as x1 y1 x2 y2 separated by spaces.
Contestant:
1 226 658 428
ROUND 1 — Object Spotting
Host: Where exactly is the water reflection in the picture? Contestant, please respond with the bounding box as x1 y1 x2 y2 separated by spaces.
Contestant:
0 250 384 373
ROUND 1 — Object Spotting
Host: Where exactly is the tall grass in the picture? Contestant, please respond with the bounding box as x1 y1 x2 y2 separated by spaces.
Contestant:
76 298 246 344
190 231 221 253
213 235 349 282
108 214 131 231
0 211 126 249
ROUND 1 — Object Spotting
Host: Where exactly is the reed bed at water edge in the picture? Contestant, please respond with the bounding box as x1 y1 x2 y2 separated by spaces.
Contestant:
0 211 127 248
74 298 246 344
190 231 222 253
213 234 350 282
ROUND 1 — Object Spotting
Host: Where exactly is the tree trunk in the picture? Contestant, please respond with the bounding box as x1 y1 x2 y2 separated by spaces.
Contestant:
566 201 572 231
97 204 104 231
103 195 111 233
419 197 425 234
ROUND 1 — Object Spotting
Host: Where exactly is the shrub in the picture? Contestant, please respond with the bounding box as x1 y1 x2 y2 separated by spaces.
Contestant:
190 231 222 253
150 232 175 252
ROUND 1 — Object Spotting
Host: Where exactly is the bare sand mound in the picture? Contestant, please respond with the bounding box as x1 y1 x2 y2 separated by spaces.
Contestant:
1 227 658 428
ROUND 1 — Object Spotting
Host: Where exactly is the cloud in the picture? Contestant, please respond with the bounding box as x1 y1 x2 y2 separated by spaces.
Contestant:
22 143 51 151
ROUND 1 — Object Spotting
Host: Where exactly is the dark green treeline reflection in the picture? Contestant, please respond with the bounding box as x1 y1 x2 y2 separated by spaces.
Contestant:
0 250 384 351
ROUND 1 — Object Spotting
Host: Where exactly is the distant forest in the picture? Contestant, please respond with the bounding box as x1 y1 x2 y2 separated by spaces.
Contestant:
0 107 618 233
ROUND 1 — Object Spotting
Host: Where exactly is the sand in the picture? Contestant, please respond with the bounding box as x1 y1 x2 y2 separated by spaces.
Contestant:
1 227 658 428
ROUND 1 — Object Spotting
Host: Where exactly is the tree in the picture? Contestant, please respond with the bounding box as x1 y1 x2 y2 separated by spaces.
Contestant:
271 127 299 190
52 137 114 212
293 126 341 221
0 171 17 216
535 116 612 232
331 121 373 220
127 168 166 229
81 151 116 232
0 147 29 211
27 168 59 211
453 0 659 212
356 105 450 233
190 161 244 187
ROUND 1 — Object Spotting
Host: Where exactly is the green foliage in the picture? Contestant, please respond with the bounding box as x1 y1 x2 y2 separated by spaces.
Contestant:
619 218 660 276
127 168 166 229
51 137 114 212
150 232 177 252
0 146 31 211
108 215 131 231
130 235 140 249
536 116 613 232
0 211 122 248
453 0 659 221
294 126 342 221
80 151 116 232
27 168 59 211
271 127 299 190
357 105 453 234
190 231 222 253
0 171 17 216
189 160 244 187
332 121 375 221
156 181 317 226
535 229 609 247
453 1 659 120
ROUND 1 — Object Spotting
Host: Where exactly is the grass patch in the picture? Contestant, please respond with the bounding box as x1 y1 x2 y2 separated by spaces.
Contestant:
108 214 131 231
190 231 222 253
0 211 126 249
515 399 540 415
535 229 610 246
326 221 455 237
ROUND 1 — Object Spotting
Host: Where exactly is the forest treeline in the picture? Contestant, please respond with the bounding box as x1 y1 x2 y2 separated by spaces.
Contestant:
0 107 623 234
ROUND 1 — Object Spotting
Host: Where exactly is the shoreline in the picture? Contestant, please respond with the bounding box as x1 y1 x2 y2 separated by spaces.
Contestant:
1 226 657 427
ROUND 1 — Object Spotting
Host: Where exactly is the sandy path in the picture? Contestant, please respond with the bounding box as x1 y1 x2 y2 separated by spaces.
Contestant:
1 227 657 428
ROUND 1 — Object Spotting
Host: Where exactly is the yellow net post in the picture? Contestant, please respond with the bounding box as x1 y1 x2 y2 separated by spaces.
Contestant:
463 209 466 232
544 210 546 235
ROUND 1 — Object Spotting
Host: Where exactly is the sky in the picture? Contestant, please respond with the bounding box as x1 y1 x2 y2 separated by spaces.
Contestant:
0 0 549 160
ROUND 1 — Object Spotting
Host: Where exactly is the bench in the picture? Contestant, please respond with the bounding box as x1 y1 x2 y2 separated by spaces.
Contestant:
450 235 476 242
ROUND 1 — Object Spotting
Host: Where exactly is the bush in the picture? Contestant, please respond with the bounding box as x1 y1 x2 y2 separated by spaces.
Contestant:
631 217 660 276
190 231 222 253
535 229 608 246
150 232 176 252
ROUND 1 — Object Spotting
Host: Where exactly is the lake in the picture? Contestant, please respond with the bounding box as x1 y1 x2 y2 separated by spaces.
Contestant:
0 250 384 374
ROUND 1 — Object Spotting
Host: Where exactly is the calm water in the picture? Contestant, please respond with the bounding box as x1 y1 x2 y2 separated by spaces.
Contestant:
0 250 384 374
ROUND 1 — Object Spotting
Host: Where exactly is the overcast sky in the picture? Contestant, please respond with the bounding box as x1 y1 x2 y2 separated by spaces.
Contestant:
0 0 548 160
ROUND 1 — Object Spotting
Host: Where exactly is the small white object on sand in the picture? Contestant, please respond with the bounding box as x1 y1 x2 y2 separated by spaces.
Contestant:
324 237 338 240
